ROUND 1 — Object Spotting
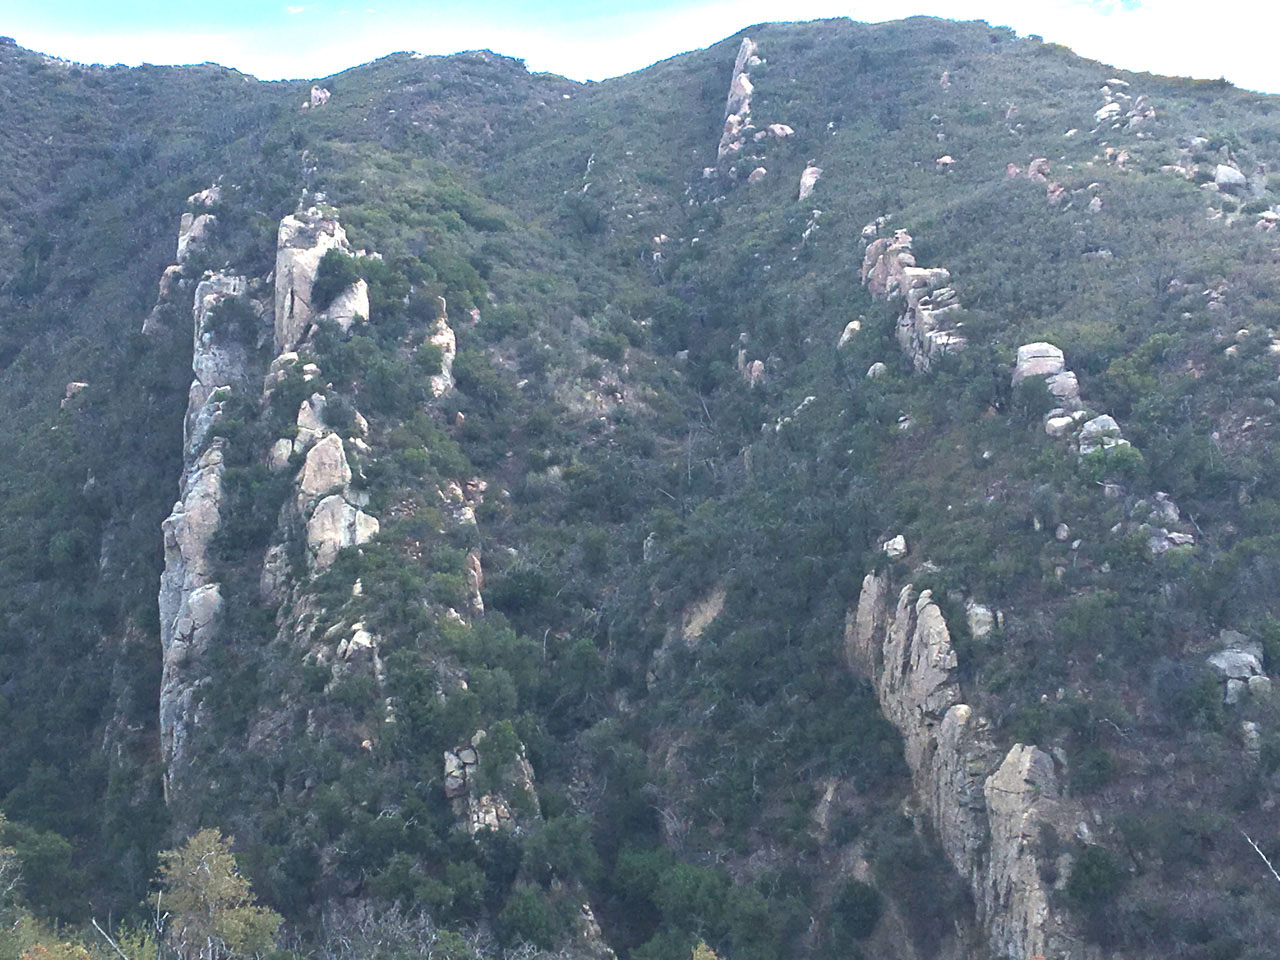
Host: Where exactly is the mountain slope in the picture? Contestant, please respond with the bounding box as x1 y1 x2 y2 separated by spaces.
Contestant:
2 18 1280 960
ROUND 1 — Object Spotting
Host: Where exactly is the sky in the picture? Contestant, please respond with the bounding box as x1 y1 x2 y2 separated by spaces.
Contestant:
5 0 1280 94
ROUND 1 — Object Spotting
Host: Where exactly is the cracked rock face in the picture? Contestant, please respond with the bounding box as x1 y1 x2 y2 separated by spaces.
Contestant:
297 433 352 507
159 440 226 802
307 494 379 572
848 572 1083 960
274 208 352 352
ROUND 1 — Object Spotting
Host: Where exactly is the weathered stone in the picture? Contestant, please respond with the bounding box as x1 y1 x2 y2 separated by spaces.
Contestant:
1012 342 1065 384
967 600 995 639
307 494 379 572
1045 415 1076 437
1207 645 1263 679
798 165 822 201
177 212 216 263
274 208 351 352
866 361 888 379
1215 164 1247 189
298 433 351 505
837 319 861 349
267 438 293 472
882 534 907 560
1094 102 1121 124
1248 675 1272 697
318 277 369 334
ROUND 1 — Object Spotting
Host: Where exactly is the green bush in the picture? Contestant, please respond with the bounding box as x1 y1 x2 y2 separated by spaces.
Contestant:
830 879 882 943
1066 847 1127 906
311 249 363 313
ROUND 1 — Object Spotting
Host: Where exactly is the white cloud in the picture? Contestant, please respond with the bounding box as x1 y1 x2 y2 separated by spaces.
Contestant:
286 6 307 15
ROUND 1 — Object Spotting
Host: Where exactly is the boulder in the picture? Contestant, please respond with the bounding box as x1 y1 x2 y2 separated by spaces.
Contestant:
747 166 767 184
298 433 351 505
967 601 995 639
1045 415 1076 437
1012 343 1065 384
867 361 888 379
1094 102 1122 124
307 494 379 572
1215 164 1247 190
837 319 861 349
1207 644 1263 680
1078 415 1124 455
317 277 369 335
882 534 907 560
798 165 823 201
267 438 293 473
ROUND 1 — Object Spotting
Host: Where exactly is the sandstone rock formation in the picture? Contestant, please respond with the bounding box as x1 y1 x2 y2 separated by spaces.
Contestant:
176 212 215 263
860 225 966 371
274 207 353 352
307 494 379 572
444 731 540 834
717 38 761 164
426 297 457 397
798 164 822 201
846 574 1084 960
159 440 226 802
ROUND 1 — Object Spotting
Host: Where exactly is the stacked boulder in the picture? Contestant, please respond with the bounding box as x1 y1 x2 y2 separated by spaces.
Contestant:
860 224 966 371
708 37 799 184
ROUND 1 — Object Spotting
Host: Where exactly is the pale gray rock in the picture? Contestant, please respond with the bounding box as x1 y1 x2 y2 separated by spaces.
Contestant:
967 600 995 638
177 212 216 263
307 494 379 572
1078 415 1126 455
158 440 226 802
317 277 369 334
274 208 352 352
798 165 822 201
1207 645 1263 679
837 319 861 349
866 361 888 379
882 534 908 560
267 438 293 473
848 574 1081 960
298 433 351 506
1013 342 1065 384
1215 164 1247 189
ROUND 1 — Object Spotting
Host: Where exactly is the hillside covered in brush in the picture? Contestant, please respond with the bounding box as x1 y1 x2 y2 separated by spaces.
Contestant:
3 16 1280 960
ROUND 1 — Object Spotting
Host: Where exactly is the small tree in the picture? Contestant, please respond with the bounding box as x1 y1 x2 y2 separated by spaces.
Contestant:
158 829 281 960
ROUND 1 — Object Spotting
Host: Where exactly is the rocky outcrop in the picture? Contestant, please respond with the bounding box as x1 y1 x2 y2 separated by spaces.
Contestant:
717 38 761 164
159 439 226 802
176 212 215 264
444 731 540 834
158 260 265 805
847 573 1084 960
797 164 822 201
306 495 379 573
274 207 354 352
710 37 798 180
860 226 966 371
1207 629 1273 704
426 297 457 397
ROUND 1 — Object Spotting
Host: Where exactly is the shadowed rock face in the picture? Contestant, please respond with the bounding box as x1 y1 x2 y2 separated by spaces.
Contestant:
847 572 1085 960
274 207 351 352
